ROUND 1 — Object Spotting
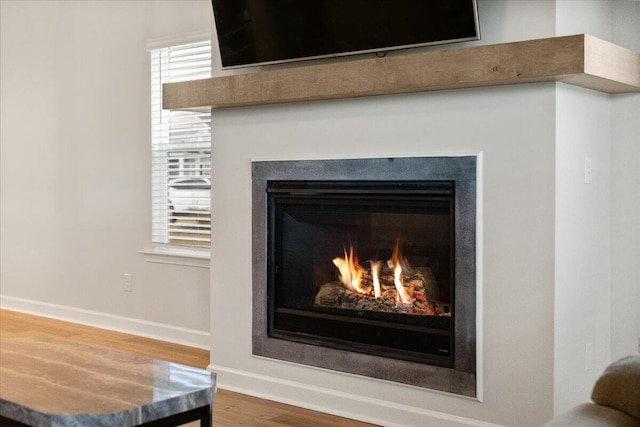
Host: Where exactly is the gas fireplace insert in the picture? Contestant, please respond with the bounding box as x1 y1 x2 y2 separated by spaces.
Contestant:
268 180 455 367
252 157 477 396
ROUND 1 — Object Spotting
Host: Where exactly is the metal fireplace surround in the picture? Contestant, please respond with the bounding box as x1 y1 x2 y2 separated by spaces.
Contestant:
252 156 477 397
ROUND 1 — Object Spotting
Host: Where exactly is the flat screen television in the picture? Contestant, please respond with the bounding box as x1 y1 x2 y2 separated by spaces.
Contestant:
212 0 480 69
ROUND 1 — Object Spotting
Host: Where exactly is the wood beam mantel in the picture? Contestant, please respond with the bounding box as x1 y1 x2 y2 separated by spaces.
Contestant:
163 34 640 110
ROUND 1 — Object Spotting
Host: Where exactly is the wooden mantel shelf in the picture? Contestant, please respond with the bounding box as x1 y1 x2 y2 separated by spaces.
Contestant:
163 34 640 110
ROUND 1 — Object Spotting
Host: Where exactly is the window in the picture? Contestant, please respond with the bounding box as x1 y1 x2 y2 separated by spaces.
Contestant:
150 41 212 250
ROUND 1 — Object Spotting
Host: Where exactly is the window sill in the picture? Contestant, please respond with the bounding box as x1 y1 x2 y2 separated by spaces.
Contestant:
139 247 210 269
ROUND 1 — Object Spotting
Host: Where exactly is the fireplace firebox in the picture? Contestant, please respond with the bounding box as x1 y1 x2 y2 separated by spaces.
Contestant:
268 181 455 367
252 156 477 396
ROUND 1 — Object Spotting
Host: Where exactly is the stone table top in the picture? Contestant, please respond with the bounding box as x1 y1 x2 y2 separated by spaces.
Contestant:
0 337 215 426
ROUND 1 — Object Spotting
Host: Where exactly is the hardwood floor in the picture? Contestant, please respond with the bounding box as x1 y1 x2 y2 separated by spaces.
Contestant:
0 309 377 427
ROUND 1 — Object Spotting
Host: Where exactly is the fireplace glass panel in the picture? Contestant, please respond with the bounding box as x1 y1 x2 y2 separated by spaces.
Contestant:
267 181 455 367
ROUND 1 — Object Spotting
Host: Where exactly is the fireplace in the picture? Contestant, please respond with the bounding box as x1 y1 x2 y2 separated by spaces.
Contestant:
252 156 477 396
268 180 454 366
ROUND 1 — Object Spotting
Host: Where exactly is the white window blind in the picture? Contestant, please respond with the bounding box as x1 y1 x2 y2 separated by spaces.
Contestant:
151 40 212 248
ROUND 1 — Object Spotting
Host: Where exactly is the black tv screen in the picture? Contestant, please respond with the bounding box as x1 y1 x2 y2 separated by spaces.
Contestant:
212 0 480 68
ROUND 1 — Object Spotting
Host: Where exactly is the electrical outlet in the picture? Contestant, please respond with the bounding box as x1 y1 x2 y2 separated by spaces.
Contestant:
124 273 133 292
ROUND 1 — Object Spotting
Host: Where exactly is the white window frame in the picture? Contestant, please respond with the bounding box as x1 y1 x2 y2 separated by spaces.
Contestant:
143 38 212 267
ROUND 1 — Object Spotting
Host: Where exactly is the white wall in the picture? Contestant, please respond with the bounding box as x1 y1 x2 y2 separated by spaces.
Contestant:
610 0 640 362
210 84 557 427
0 1 213 345
553 0 640 415
555 0 611 40
554 84 612 414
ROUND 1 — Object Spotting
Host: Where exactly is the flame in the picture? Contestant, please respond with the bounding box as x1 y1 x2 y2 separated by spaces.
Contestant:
328 239 441 315
332 246 365 293
370 260 382 299
390 239 412 304
332 240 414 304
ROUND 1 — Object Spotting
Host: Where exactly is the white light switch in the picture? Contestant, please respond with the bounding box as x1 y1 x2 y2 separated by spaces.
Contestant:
585 157 593 184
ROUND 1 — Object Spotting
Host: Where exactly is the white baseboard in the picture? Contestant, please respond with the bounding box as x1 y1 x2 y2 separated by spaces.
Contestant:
208 364 505 427
0 295 210 350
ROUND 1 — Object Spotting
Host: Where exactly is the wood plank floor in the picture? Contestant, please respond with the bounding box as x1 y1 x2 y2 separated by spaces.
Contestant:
0 309 377 427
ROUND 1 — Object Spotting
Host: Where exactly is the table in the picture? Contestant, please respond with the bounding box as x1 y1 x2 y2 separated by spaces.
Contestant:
0 337 215 426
